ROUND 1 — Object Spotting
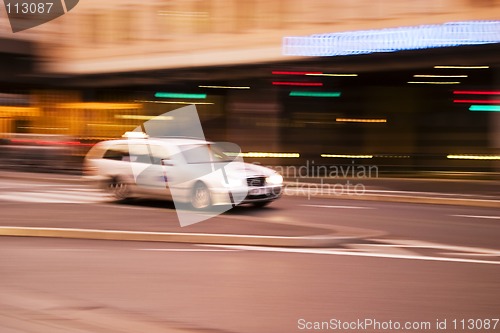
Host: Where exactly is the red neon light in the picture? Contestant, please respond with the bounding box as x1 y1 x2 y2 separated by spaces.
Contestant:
9 139 86 146
272 81 323 86
453 91 500 95
272 71 323 75
454 99 500 104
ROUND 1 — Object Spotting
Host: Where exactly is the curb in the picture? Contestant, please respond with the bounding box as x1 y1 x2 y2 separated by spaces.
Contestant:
283 182 500 208
0 226 379 248
305 193 500 208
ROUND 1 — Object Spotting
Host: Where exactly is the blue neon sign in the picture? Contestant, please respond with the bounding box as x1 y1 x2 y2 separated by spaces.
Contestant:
283 21 500 56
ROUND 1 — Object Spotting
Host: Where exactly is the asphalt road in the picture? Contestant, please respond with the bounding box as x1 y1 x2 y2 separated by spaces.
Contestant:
0 176 499 248
1 176 499 333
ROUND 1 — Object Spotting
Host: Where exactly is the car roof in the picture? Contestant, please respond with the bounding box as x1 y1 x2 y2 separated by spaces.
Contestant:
97 137 212 147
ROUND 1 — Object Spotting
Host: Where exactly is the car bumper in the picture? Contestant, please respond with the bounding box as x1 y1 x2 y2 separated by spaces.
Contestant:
210 185 283 205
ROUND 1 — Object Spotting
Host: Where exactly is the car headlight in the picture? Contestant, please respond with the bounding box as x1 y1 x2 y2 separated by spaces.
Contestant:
266 173 283 185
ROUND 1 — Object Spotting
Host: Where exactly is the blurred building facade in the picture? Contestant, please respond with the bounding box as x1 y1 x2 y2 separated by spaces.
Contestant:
1 0 499 73
1 0 499 173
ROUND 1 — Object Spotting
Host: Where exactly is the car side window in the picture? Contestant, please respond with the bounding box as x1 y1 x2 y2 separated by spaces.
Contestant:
149 145 171 165
103 144 130 161
128 143 171 165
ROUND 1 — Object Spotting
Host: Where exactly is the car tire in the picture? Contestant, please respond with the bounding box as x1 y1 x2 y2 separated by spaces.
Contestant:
190 182 211 210
107 176 130 201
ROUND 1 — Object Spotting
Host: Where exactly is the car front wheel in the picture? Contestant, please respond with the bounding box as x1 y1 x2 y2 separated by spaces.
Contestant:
190 182 211 210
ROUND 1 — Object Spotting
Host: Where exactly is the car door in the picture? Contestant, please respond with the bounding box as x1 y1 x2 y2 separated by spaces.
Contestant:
129 142 173 199
100 143 135 182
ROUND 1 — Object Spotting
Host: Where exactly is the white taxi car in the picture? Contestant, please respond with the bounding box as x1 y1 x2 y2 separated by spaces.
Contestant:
83 135 283 209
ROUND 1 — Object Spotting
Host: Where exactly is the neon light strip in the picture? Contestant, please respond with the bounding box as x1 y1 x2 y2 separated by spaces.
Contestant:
57 103 140 110
283 21 500 56
321 154 373 159
115 115 174 120
273 82 323 86
241 152 300 158
272 71 322 75
435 66 489 69
408 81 461 84
290 91 341 97
447 154 500 160
135 100 214 105
155 92 207 99
272 71 358 77
454 91 500 95
469 105 500 112
199 85 250 89
414 75 467 78
454 100 500 104
374 154 410 159
306 73 358 77
336 118 386 123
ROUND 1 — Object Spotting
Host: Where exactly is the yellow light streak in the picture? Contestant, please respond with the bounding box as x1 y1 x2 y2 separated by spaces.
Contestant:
321 154 373 159
336 118 387 123
447 154 500 160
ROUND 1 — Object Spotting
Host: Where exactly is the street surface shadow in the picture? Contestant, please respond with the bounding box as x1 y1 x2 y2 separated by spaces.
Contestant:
114 198 281 216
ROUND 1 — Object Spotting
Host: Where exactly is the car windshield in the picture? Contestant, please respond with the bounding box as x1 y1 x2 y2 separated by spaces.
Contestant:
179 143 237 164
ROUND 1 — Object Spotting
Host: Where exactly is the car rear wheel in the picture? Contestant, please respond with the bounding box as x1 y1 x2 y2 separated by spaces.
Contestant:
107 177 130 201
191 182 211 210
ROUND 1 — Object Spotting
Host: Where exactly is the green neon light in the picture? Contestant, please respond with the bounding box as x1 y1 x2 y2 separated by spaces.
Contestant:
469 105 500 112
155 92 207 99
289 91 341 97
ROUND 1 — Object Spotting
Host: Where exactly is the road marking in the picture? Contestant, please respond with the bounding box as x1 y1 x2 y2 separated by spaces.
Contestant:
0 190 111 204
137 248 241 252
441 252 500 257
0 180 90 188
285 186 498 199
207 245 500 265
0 193 82 203
369 239 500 255
452 214 500 220
362 189 497 199
39 248 104 252
301 204 374 209
345 243 417 256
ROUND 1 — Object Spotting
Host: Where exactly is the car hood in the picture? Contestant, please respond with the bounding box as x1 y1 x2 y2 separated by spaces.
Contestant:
221 161 277 178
